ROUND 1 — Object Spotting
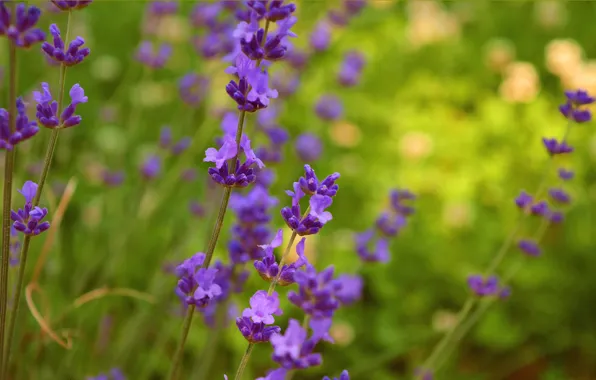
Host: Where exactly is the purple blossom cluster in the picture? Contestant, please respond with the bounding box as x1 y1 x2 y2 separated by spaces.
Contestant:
254 229 308 285
466 275 510 298
10 181 50 236
51 1 92 11
159 126 191 156
174 252 222 308
42 24 90 66
356 189 416 263
0 1 45 48
33 83 88 129
0 98 39 150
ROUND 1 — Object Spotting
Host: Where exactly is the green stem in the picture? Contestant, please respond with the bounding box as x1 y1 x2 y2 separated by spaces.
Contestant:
418 298 476 376
167 304 196 380
233 343 255 380
0 38 17 377
2 11 72 375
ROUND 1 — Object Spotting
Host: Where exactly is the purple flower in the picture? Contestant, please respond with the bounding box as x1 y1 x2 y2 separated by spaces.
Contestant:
101 170 125 187
135 41 172 69
309 194 333 223
11 181 50 236
229 185 278 264
515 190 533 209
414 368 434 380
355 229 389 263
288 265 342 318
172 137 191 155
59 84 89 128
549 188 571 204
467 275 500 297
179 73 209 107
33 83 59 128
559 89 594 123
256 368 288 380
242 290 282 324
140 154 161 179
254 230 308 284
315 95 343 121
188 200 204 218
310 20 331 52
298 164 340 197
0 98 39 150
272 70 300 97
236 316 281 344
0 2 45 48
41 24 90 66
205 134 265 188
558 168 574 181
518 239 541 257
271 319 323 370
159 126 172 148
51 1 92 11
247 0 296 22
542 138 573 155
175 252 222 307
335 274 362 305
530 200 550 217
338 50 365 87
147 1 178 16
323 370 350 380
549 211 564 224
226 53 278 112
247 70 279 107
295 133 323 162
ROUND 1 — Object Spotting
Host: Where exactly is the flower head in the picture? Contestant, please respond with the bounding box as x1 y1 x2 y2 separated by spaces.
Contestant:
41 24 90 66
271 319 323 370
295 133 323 162
518 239 541 257
254 230 308 285
467 275 501 297
559 89 594 123
1 98 39 150
288 265 343 318
242 290 282 324
11 181 50 236
323 370 350 380
135 41 172 69
315 95 343 121
51 0 92 11
0 2 45 48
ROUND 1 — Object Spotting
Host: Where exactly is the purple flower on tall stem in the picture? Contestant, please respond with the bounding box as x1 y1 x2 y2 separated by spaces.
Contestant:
11 181 50 236
310 20 331 52
179 73 209 107
242 290 283 324
50 0 92 11
558 168 574 181
42 83 89 128
559 89 594 123
288 265 342 318
254 229 308 284
338 50 365 87
1 98 39 150
135 41 172 69
41 24 90 66
467 275 500 297
0 2 45 48
175 252 222 308
101 169 125 187
323 370 350 380
542 138 573 155
517 239 541 257
270 319 323 370
140 154 161 179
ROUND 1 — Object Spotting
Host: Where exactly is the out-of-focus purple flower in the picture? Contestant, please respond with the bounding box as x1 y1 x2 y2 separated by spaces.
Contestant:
323 370 350 380
1 98 39 150
335 274 362 305
310 20 331 52
159 126 172 148
0 2 45 48
467 275 500 297
271 319 323 370
41 24 90 66
315 95 343 121
288 265 342 318
51 0 92 11
179 73 209 107
338 50 365 87
175 252 222 307
190 2 222 28
11 181 50 236
9 225 21 266
344 0 366 16
181 168 198 182
272 70 300 97
549 211 564 224
530 200 550 217
515 190 533 209
355 229 389 263
247 0 297 22
140 154 161 179
295 133 322 162
558 168 574 181
188 200 204 218
254 230 308 285
518 239 541 257
135 41 172 69
229 185 278 263
172 137 191 155
242 290 282 324
86 368 125 380
549 188 571 204
147 1 178 16
542 138 573 155
414 368 434 380
256 368 288 380
286 47 309 70
559 89 594 123
101 169 125 187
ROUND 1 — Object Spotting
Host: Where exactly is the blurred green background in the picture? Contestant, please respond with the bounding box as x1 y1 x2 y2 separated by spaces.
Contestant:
2 0 596 379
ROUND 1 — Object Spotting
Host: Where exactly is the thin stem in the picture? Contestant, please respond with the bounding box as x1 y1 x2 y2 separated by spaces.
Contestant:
2 11 73 374
167 304 196 380
0 38 17 377
233 343 255 380
419 298 476 375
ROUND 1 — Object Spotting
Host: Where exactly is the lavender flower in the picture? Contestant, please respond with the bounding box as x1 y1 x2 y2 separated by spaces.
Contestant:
159 126 172 149
271 319 323 370
338 50 365 87
549 188 571 204
51 0 92 11
225 53 278 112
172 137 191 155
41 24 90 66
323 370 350 380
147 0 178 16
229 185 278 264
0 2 45 48
559 89 594 123
518 239 541 257
247 1 296 22
335 274 363 305
135 41 172 69
297 164 340 197
355 230 389 262
288 265 342 318
254 229 308 285
558 168 574 181
236 316 282 344
315 95 343 121
542 138 573 155
188 200 204 218
310 20 331 52
175 252 222 308
0 98 39 150
295 133 323 162
179 73 209 107
467 275 500 297
256 368 288 380
242 290 283 324
140 154 161 179
11 181 50 236
514 190 533 209
101 169 125 187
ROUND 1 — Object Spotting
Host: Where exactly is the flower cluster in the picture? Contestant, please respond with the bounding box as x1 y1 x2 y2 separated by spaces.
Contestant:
315 95 343 121
236 290 282 343
467 275 510 298
190 2 237 59
356 189 416 263
0 98 39 150
159 126 191 156
270 319 323 369
327 0 366 27
288 265 343 318
135 41 172 69
280 165 339 236
558 89 594 123
178 73 210 107
323 370 350 380
228 186 278 264
33 83 89 129
174 252 222 308
51 0 92 11
254 229 308 285
42 24 90 66
0 2 45 48
10 181 50 236
86 368 125 380
225 53 279 112
338 50 366 87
